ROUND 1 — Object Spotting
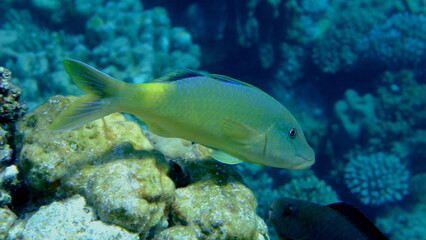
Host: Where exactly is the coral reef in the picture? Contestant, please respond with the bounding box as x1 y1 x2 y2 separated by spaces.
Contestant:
236 163 275 218
275 175 340 205
0 207 17 239
2 0 426 238
64 155 175 235
0 165 19 192
334 89 376 139
0 66 27 125
410 172 426 202
0 66 24 239
0 127 13 167
344 152 410 206
9 195 139 240
311 4 386 73
375 203 426 240
331 70 426 174
272 43 305 88
1 9 84 109
375 70 426 139
154 226 198 240
364 12 426 67
1 4 201 109
0 67 26 205
167 160 269 240
283 0 332 45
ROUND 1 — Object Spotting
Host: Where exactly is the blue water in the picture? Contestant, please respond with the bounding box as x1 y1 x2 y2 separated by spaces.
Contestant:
1 0 425 239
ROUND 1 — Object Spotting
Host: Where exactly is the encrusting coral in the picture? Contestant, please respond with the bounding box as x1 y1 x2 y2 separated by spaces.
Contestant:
64 154 175 235
162 160 269 240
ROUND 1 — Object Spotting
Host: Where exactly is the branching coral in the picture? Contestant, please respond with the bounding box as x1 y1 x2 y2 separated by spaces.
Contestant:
312 5 386 73
344 152 409 205
375 70 426 138
365 12 426 67
275 175 340 205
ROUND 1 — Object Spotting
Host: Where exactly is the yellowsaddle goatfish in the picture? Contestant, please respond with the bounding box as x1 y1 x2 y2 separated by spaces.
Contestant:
50 59 315 169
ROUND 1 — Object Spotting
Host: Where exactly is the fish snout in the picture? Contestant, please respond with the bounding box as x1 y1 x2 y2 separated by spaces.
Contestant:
293 147 315 169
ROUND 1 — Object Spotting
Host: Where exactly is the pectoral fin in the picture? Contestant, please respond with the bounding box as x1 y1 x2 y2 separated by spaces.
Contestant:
221 119 263 145
210 150 243 165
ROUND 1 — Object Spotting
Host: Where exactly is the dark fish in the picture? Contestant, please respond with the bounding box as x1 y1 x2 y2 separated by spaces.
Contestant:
269 198 388 240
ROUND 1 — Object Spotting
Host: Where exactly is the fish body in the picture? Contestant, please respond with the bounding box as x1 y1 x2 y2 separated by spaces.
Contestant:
269 198 388 240
51 59 315 169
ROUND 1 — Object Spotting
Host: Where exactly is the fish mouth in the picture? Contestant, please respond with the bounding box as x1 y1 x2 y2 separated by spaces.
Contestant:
291 155 315 170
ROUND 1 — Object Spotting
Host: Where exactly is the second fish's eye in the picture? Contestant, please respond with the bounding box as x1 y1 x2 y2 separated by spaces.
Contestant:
289 128 297 137
283 203 297 217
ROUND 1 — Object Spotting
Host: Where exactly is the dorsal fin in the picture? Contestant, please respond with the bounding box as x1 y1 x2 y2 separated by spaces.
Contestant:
154 69 204 83
154 69 259 89
327 203 388 240
209 74 258 89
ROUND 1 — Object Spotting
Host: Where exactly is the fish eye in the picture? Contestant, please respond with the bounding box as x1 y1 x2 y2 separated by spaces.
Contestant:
289 128 297 138
282 203 297 217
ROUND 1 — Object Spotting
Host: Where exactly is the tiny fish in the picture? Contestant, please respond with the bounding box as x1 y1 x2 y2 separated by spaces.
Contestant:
50 59 315 169
269 198 388 240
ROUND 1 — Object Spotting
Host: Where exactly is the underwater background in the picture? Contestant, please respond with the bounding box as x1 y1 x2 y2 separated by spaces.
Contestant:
0 0 425 239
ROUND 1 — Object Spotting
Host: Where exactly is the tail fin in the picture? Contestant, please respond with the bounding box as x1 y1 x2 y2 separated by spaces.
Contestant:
50 59 124 131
